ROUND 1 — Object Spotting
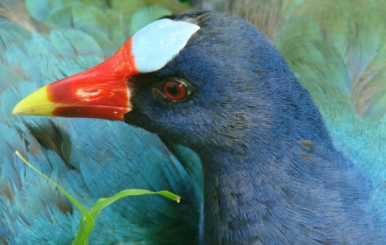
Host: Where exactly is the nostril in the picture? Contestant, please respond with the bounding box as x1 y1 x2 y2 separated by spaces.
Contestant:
77 89 100 96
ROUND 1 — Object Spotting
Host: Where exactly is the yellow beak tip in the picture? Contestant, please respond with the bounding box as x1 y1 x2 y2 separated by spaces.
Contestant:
12 105 29 115
12 108 20 115
11 85 54 116
12 101 27 115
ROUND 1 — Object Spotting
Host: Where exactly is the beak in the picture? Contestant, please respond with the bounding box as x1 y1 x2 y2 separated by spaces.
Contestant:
12 18 201 121
12 39 137 121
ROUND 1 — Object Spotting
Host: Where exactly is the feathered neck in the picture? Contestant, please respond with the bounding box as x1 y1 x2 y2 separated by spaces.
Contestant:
195 71 373 244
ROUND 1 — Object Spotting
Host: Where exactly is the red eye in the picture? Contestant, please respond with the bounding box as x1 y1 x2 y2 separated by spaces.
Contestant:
162 81 188 101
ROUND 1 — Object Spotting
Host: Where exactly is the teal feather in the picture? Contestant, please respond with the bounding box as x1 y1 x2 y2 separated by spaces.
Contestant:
0 1 201 244
130 6 172 35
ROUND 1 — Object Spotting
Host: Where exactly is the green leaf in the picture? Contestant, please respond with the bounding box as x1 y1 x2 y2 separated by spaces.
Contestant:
89 189 180 220
15 151 180 245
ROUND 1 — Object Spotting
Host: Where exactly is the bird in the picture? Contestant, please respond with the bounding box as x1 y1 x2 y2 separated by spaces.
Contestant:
3 0 386 245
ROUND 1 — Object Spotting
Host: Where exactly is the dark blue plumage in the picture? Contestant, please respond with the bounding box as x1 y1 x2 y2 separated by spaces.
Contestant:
125 12 383 244
2 1 386 245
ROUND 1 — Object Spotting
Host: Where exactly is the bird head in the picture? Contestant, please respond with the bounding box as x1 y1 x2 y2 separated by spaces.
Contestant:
13 11 319 153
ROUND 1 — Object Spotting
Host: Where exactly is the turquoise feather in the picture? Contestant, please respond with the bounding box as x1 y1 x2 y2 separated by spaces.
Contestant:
1 0 201 244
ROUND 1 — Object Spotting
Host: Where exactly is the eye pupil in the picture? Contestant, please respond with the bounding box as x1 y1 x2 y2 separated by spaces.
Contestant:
162 81 187 101
167 84 180 95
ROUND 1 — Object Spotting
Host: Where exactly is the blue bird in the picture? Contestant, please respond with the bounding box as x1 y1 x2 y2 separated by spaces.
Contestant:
3 1 386 245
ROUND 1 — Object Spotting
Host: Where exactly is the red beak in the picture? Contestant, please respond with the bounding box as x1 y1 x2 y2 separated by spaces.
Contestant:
13 39 137 121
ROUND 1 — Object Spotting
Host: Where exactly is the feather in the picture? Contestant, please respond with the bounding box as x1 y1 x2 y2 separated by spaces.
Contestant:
1 1 201 244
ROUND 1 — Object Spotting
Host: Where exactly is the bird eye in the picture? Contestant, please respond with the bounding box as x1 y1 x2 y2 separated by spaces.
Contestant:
160 79 191 102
